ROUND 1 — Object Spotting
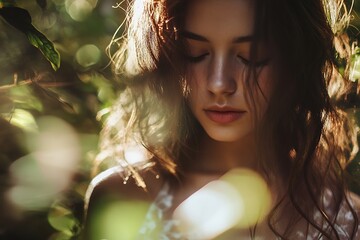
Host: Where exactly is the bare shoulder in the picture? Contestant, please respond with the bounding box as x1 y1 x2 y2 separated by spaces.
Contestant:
85 165 164 211
82 164 165 239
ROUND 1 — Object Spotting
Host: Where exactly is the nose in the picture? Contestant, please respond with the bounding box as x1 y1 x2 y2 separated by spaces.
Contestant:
207 55 237 96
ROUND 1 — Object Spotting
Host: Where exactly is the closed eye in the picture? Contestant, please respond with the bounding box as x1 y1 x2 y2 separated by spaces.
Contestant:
237 55 270 68
237 55 250 65
186 53 209 63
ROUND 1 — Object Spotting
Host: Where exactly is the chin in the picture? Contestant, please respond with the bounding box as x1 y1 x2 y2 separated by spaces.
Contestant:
205 128 252 143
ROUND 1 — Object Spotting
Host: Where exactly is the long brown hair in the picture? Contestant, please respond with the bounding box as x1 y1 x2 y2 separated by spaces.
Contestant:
254 0 359 238
99 0 359 238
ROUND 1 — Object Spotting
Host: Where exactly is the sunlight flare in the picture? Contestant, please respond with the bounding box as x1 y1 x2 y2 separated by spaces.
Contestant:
7 116 81 210
173 168 272 239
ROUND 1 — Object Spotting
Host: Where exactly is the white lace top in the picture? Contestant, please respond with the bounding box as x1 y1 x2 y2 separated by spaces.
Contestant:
137 184 360 240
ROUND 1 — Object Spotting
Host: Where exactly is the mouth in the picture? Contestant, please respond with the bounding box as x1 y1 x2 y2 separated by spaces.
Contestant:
204 107 246 124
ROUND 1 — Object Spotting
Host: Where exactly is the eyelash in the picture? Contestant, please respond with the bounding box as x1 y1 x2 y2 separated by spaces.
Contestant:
237 56 270 68
186 53 270 68
186 53 209 63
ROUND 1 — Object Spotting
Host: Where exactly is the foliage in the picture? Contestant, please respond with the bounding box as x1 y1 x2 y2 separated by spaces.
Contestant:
0 0 122 239
0 1 60 70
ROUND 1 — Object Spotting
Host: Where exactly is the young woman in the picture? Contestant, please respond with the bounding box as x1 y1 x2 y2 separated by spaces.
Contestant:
84 0 360 239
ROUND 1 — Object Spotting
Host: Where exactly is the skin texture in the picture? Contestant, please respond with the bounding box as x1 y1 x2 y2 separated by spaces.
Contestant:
186 0 272 143
183 0 273 173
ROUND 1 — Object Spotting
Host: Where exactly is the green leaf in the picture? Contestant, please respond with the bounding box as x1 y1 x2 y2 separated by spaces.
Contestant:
0 6 61 70
0 6 31 31
26 27 61 71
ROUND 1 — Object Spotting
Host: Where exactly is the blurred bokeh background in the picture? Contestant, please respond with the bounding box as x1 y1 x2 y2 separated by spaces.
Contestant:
0 0 359 239
0 0 122 239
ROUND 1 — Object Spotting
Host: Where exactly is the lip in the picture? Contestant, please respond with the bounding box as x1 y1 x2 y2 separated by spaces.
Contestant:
204 107 246 124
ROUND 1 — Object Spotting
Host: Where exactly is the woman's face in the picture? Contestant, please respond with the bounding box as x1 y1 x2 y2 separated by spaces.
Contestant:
185 0 273 143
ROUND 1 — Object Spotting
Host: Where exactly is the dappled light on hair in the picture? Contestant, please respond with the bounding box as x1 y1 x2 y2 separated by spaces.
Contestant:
173 168 272 239
96 87 177 179
124 143 149 165
6 116 81 211
350 54 360 81
120 0 162 76
323 0 352 35
327 67 347 100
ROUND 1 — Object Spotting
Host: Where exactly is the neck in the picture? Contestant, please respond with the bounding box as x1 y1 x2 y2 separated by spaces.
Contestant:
184 132 259 175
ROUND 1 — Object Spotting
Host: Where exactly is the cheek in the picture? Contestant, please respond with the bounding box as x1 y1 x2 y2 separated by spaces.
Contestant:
186 66 205 103
185 72 199 114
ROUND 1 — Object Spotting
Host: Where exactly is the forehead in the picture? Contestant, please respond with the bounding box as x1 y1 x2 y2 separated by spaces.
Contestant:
184 0 255 38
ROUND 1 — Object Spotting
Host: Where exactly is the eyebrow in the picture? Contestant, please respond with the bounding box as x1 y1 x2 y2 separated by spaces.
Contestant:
181 30 253 43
